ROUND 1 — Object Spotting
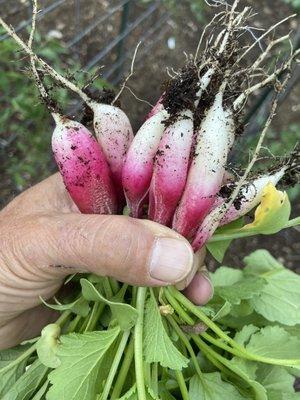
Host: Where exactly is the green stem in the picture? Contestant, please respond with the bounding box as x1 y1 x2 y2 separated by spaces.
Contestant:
194 336 243 375
55 309 72 327
109 278 120 295
134 287 147 400
209 229 259 242
161 293 240 377
164 288 194 325
68 315 82 333
193 336 241 386
103 277 113 298
2 309 74 374
167 315 203 380
202 349 230 375
84 302 104 332
167 287 233 344
115 283 128 301
209 216 300 243
144 361 151 387
174 370 189 400
285 216 300 228
101 330 131 400
193 336 261 395
170 287 300 366
202 331 300 366
111 337 134 399
0 344 37 374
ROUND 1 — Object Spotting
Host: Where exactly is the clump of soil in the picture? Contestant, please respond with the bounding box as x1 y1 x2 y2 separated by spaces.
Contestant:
161 63 199 125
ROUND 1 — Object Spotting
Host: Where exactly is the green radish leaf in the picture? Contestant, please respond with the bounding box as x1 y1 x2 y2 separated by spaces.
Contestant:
144 293 189 370
202 299 232 321
212 300 232 321
86 273 105 284
244 250 283 275
244 251 300 325
224 360 267 400
39 296 90 317
211 266 266 306
218 311 268 330
246 326 300 368
266 391 300 399
230 301 254 318
189 372 248 400
0 345 31 397
230 357 258 380
206 240 231 263
211 266 243 287
215 277 266 305
36 324 61 368
47 327 120 400
80 279 138 330
233 325 260 346
208 218 244 262
256 365 296 394
284 325 300 338
2 360 48 400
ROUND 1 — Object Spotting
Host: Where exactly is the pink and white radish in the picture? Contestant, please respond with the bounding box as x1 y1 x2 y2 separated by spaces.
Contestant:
173 86 235 238
52 114 117 215
147 67 215 226
218 168 286 225
122 109 168 217
149 109 194 226
91 102 133 199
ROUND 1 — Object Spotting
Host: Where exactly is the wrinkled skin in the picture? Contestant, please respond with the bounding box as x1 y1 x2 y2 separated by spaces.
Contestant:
0 174 212 349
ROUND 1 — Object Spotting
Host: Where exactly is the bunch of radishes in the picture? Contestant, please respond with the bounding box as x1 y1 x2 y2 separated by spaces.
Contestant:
1 1 299 254
49 8 299 254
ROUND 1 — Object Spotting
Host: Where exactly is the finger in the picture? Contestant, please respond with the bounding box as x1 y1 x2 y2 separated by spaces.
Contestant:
175 247 206 290
182 266 214 305
18 214 197 287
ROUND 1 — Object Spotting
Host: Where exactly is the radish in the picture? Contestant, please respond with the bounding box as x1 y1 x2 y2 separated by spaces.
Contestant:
149 109 194 225
218 168 286 225
91 102 133 200
192 159 299 251
147 65 215 226
173 86 235 238
52 114 117 215
122 109 168 217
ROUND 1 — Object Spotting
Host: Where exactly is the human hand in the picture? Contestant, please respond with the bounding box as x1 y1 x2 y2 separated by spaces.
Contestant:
0 174 212 348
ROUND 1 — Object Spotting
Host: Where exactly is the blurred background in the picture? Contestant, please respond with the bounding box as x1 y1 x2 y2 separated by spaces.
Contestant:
0 0 299 270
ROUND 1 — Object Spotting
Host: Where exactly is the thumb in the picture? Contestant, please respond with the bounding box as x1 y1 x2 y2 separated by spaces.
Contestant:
25 213 196 286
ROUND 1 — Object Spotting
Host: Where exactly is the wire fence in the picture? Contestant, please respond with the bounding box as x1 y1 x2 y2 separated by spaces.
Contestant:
0 0 171 85
0 0 172 158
